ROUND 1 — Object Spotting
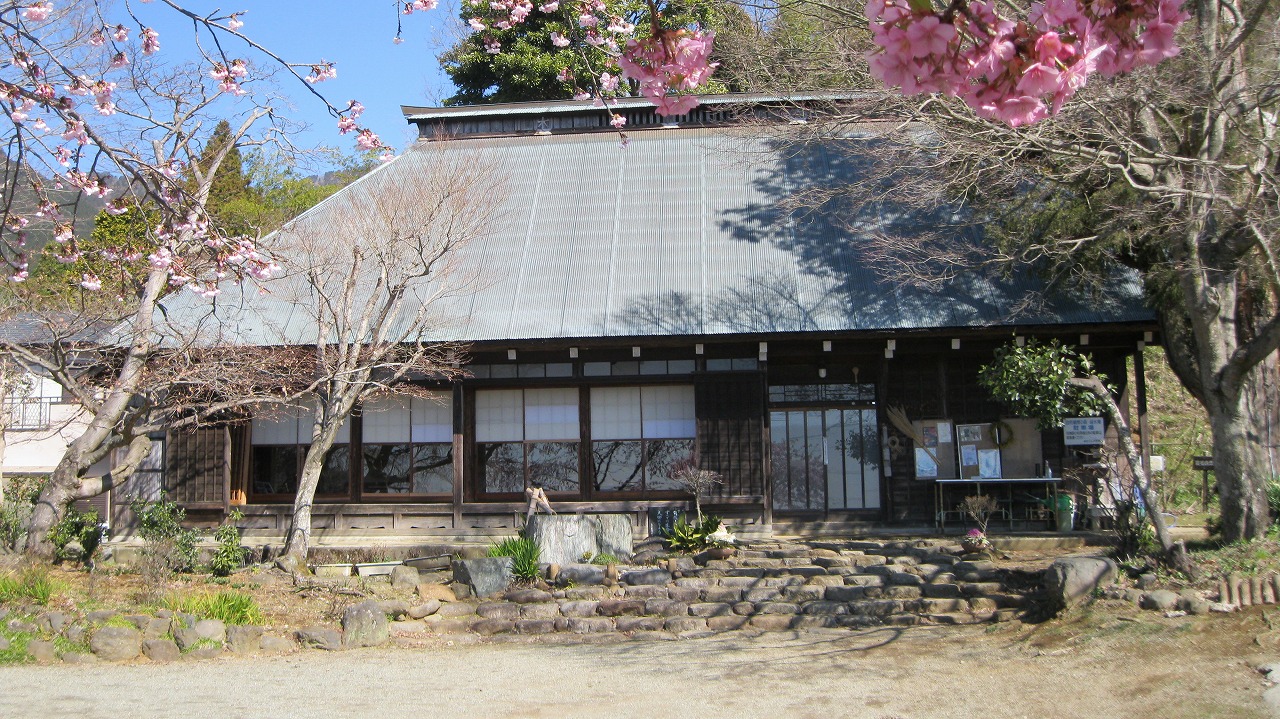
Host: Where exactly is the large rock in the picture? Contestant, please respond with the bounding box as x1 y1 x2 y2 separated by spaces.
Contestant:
225 625 264 654
26 639 57 663
409 600 441 619
1140 590 1180 612
417 583 456 603
525 514 633 565
555 563 606 586
295 626 343 651
452 557 513 598
342 601 390 648
391 565 420 592
1043 556 1118 612
90 626 142 661
194 619 226 644
142 639 180 663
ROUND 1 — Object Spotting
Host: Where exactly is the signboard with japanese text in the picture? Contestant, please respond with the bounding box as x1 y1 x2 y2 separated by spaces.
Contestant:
1063 417 1105 446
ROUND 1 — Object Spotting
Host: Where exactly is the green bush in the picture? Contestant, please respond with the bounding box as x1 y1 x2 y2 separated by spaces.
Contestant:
665 514 723 553
208 510 249 577
0 476 46 551
0 566 58 605
48 506 103 565
133 494 199 574
1267 479 1280 525
487 535 541 582
164 590 264 625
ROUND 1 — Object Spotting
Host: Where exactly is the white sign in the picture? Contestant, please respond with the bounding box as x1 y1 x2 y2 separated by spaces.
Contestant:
1063 417 1105 446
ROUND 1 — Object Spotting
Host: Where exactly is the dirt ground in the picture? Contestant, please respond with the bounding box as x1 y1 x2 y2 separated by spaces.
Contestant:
2 543 1275 718
0 605 1272 719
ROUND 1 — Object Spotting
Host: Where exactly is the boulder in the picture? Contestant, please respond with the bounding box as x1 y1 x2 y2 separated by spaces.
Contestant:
295 626 343 651
376 600 411 619
391 565 420 592
225 625 264 654
142 639 181 663
26 639 57 663
194 619 226 644
525 514 633 565
417 583 456 603
409 600 441 619
342 601 390 648
0 635 8 651
623 568 673 586
1043 556 1118 612
1140 590 1180 612
172 626 201 652
37 612 69 633
90 626 142 661
555 563 606 586
452 557 513 598
260 635 297 654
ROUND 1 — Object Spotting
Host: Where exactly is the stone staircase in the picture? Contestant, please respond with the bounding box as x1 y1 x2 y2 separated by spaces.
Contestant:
411 538 1038 638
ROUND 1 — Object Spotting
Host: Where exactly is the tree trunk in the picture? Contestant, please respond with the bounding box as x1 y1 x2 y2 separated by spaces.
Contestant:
25 460 81 560
281 414 349 566
23 271 170 555
1071 376 1196 575
1210 364 1273 541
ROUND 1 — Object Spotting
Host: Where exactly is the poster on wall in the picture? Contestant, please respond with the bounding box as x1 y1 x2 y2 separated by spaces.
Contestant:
958 425 984 444
961 444 978 467
915 447 938 478
922 426 938 448
936 421 952 443
978 449 1002 479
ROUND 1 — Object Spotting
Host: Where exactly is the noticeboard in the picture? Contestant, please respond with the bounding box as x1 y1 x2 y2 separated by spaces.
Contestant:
1063 417 1105 446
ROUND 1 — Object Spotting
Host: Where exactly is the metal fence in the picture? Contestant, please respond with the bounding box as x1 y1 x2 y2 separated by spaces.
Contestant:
3 398 52 430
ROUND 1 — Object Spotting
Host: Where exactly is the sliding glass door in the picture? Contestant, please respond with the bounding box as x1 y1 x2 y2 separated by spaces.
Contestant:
771 408 880 511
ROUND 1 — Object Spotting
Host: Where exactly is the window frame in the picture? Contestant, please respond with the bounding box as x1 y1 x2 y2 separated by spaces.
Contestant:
588 384 697 499
473 386 583 500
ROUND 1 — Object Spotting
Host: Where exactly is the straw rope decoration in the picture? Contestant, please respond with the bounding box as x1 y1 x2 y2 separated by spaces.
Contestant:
886 406 941 466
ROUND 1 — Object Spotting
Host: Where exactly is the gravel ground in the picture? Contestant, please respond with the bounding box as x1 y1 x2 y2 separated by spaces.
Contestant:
0 613 1269 719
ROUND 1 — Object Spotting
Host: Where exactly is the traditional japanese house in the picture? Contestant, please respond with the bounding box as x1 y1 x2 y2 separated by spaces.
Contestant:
121 94 1159 543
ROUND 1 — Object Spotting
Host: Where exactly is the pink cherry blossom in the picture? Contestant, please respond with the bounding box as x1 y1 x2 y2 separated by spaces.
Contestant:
111 24 128 42
550 31 570 47
21 2 53 22
355 128 380 150
141 28 160 55
539 1 559 11
227 14 244 31
618 29 717 116
470 17 487 31
609 113 626 129
79 273 102 291
306 62 337 83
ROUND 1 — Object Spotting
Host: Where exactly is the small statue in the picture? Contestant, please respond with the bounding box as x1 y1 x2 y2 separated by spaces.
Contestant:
525 482 555 522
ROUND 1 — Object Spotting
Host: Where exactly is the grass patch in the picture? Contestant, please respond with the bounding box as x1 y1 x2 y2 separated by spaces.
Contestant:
1185 538 1280 579
0 630 33 665
180 637 223 654
0 566 60 605
52 634 89 656
162 590 264 625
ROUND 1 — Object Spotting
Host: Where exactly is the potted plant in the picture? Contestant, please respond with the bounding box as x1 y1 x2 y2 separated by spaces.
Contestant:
705 523 738 559
959 494 998 554
961 528 993 554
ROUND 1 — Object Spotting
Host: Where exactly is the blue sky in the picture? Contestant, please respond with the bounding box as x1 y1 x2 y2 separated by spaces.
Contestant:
145 2 462 165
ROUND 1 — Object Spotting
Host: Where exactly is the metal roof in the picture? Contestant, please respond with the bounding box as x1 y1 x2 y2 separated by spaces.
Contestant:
158 124 1152 347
